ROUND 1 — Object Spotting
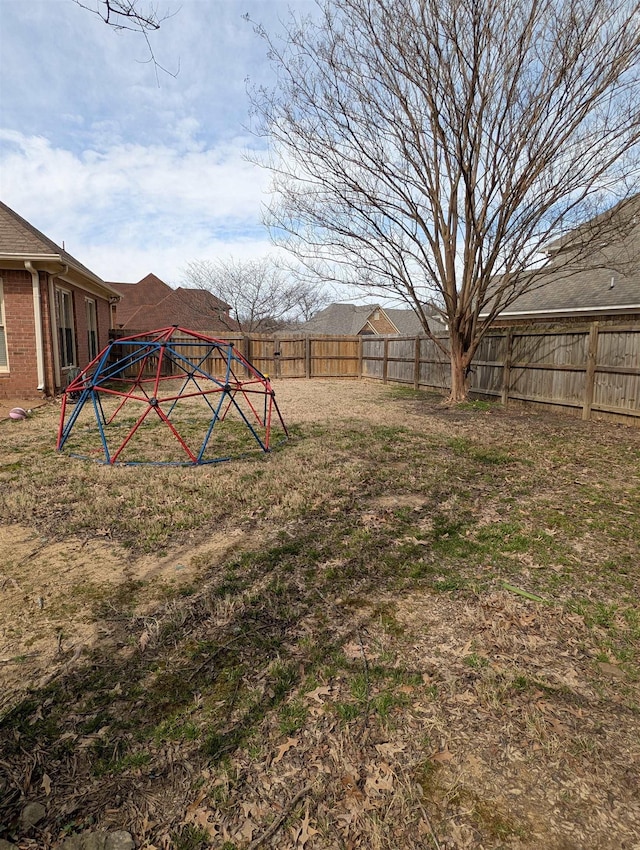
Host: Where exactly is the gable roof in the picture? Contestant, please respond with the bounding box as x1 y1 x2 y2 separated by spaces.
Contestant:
108 274 238 332
301 303 381 335
0 200 118 298
300 302 446 335
108 274 173 326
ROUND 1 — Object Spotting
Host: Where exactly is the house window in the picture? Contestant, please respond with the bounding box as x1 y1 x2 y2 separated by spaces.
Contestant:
0 278 8 371
86 298 98 361
55 287 76 368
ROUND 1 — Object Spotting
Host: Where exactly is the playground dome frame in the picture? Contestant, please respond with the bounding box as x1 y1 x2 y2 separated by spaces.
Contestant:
56 326 288 465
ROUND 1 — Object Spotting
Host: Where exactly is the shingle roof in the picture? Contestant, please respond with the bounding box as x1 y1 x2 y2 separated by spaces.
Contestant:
108 274 238 333
301 302 446 335
108 274 173 326
385 308 446 335
490 197 640 318
301 303 379 335
0 200 112 291
497 266 640 315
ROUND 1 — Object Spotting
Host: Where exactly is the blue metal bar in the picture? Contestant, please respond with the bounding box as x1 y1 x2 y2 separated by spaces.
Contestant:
92 390 111 463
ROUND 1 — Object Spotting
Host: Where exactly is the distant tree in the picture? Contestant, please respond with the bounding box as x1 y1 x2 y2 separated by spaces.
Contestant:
249 0 640 401
183 256 329 333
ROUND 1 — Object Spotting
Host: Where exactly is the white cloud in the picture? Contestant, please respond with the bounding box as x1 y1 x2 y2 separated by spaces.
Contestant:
0 129 275 281
0 1 319 284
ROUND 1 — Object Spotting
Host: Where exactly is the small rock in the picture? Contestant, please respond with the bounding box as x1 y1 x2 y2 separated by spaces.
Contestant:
106 832 135 850
60 838 85 850
597 661 625 679
0 839 18 850
20 801 46 829
59 832 134 850
75 833 108 850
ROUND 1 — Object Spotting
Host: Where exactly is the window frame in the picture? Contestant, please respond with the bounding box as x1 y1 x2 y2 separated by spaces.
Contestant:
55 286 77 369
85 297 99 361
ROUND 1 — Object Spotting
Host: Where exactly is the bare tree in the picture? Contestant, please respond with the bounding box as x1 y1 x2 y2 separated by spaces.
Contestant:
183 256 329 332
249 0 640 401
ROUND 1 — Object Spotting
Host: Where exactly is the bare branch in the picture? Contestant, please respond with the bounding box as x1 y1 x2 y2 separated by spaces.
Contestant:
72 0 168 32
72 0 179 81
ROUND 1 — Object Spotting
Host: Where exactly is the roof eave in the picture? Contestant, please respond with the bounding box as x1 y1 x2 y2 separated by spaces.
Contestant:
480 304 640 319
0 253 120 299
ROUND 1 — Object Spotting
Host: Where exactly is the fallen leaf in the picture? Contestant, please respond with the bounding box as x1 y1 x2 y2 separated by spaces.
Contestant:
375 742 406 758
237 818 256 841
340 774 363 798
597 661 625 680
41 774 52 796
365 762 395 794
342 642 364 660
139 630 150 652
291 804 320 847
183 789 207 822
431 746 454 764
454 690 477 705
306 685 331 703
273 736 299 764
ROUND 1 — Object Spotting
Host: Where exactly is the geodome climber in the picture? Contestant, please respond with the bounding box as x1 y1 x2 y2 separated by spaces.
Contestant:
56 326 288 465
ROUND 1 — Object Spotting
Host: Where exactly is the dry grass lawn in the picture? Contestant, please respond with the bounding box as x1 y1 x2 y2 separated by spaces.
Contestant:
0 378 639 850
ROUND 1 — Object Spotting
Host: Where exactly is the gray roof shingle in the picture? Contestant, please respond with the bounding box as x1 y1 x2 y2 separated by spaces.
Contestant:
0 200 108 286
492 197 640 317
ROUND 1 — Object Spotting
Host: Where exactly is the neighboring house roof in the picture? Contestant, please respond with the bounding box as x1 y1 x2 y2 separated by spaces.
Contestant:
0 200 119 298
490 267 640 319
108 274 238 333
385 308 446 335
301 303 382 335
300 302 445 335
483 197 640 321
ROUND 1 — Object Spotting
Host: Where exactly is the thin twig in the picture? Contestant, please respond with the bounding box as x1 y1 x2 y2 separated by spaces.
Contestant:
415 795 442 850
247 783 313 850
356 627 371 730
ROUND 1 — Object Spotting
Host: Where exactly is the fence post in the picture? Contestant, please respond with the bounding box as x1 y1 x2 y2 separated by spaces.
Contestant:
305 336 311 379
582 322 600 420
414 336 421 390
501 330 513 406
358 336 364 378
242 335 251 378
382 338 389 384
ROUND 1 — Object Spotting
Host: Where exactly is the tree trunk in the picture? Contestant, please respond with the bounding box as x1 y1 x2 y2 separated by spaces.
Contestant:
447 342 471 403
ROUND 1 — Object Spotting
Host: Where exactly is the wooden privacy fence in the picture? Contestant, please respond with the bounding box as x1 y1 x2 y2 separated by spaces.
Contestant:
107 332 362 380
361 324 640 424
110 325 640 425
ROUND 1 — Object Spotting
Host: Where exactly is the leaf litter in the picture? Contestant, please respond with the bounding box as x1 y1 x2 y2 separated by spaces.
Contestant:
0 379 639 849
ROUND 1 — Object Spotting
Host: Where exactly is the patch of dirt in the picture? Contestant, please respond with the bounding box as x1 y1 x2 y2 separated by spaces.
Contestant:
0 524 252 714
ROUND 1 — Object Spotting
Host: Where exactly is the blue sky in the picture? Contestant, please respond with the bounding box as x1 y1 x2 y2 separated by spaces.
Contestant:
0 0 311 284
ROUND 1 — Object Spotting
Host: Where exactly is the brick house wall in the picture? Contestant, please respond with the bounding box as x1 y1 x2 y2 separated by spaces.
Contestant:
0 269 39 398
0 268 113 399
364 309 399 335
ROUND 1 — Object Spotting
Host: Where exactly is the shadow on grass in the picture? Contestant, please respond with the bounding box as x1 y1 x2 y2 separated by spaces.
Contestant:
0 498 445 845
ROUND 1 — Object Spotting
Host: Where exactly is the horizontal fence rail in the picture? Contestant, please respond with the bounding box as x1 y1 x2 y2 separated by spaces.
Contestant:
110 324 640 425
